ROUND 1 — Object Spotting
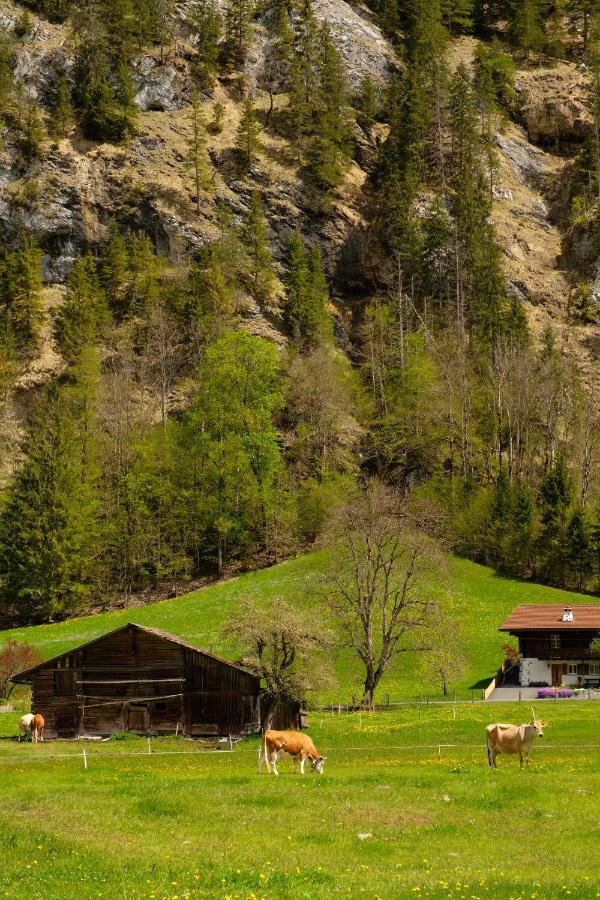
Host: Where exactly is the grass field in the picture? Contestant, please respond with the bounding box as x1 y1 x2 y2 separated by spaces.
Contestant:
0 551 593 703
1 702 600 899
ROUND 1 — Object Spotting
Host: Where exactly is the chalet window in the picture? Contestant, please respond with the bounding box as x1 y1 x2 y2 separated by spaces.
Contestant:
589 662 600 676
567 663 577 675
550 634 561 650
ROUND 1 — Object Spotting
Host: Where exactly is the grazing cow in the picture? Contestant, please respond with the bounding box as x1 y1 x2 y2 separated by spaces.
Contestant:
258 730 327 775
18 713 35 742
486 712 544 769
32 713 45 743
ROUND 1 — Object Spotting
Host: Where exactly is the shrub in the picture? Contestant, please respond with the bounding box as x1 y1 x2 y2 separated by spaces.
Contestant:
0 640 43 698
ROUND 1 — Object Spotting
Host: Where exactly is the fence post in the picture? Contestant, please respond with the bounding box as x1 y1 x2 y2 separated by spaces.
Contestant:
438 745 441 761
148 737 152 755
83 748 88 770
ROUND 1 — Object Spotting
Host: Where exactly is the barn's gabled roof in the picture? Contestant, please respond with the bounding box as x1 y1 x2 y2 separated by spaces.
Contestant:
9 622 257 683
499 605 600 632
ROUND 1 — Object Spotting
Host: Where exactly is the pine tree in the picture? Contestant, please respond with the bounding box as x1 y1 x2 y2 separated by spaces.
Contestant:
54 254 110 362
127 233 162 314
15 9 34 38
304 23 352 200
508 0 545 57
283 232 329 350
355 75 379 130
185 92 211 212
208 100 224 134
235 99 262 171
566 508 594 590
189 0 222 86
100 223 129 314
0 237 44 353
538 456 572 587
20 99 47 161
239 192 280 304
223 0 253 70
0 370 102 625
49 75 75 139
440 0 474 32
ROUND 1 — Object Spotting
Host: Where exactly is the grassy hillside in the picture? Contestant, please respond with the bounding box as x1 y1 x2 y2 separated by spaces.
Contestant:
1 550 593 702
1 703 600 897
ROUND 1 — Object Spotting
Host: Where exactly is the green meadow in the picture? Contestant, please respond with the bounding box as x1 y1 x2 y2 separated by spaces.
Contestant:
0 551 593 702
1 703 599 899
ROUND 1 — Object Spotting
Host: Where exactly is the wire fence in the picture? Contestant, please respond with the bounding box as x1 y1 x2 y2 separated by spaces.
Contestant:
2 740 600 768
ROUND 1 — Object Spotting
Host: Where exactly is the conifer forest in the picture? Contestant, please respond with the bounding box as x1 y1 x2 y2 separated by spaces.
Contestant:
0 0 599 626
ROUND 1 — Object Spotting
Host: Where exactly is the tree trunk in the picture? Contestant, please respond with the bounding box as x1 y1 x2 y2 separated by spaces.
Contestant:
261 697 275 732
361 670 377 709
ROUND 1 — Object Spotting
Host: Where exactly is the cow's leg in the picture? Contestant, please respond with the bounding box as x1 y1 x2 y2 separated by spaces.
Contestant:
271 750 280 775
293 755 298 775
519 751 523 768
300 755 306 775
258 745 265 774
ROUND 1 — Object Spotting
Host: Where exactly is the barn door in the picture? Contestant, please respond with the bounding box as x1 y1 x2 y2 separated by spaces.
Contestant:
126 705 149 733
551 664 563 686
56 708 78 738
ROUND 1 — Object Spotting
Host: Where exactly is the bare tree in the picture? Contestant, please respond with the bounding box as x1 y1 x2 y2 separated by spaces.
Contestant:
224 595 332 730
421 603 466 696
324 482 440 708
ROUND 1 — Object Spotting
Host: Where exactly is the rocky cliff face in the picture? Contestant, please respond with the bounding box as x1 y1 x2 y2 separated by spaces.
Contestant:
1 1 599 406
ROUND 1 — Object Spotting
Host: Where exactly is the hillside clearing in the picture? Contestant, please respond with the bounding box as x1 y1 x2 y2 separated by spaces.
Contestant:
0 551 593 703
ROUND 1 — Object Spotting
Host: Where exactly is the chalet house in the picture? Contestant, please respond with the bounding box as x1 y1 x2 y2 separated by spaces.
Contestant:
10 622 301 739
499 605 600 688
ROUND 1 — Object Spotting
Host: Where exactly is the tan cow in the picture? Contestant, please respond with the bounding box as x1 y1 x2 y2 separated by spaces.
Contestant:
258 730 327 775
486 713 544 768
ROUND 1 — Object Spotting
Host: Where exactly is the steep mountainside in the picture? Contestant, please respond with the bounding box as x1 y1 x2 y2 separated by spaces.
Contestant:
1 2 598 404
0 0 598 623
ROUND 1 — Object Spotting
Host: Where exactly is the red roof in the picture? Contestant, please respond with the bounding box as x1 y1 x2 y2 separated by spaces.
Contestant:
499 605 600 632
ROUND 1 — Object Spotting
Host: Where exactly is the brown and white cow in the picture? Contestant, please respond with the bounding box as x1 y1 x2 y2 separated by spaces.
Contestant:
32 713 45 743
18 713 45 743
258 730 327 775
486 713 544 769
18 713 35 742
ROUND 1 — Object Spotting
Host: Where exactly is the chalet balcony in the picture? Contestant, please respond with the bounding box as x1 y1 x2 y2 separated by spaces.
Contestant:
522 646 594 661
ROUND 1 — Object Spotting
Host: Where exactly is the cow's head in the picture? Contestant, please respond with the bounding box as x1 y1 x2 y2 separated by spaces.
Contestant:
311 755 327 774
531 718 544 737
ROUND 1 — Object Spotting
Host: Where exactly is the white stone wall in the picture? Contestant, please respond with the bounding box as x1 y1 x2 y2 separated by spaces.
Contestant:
520 658 585 686
519 658 551 686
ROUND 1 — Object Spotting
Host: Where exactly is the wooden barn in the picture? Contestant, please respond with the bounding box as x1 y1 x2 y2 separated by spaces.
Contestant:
11 622 302 739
